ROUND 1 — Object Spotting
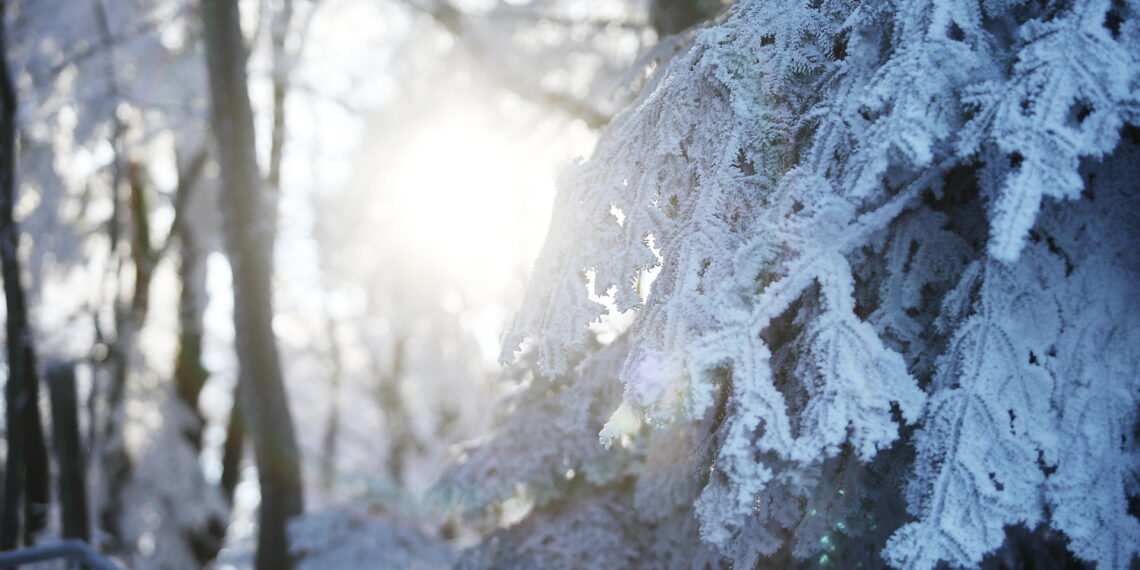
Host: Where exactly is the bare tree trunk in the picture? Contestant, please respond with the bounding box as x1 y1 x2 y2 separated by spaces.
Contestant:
213 0 297 506
0 4 50 549
219 401 246 504
164 148 234 567
86 0 133 553
200 1 304 568
46 362 89 542
373 339 414 486
95 123 136 555
127 162 157 318
171 150 210 449
318 314 342 489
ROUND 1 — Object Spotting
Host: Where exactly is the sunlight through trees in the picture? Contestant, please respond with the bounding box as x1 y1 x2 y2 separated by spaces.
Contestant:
1 0 1137 568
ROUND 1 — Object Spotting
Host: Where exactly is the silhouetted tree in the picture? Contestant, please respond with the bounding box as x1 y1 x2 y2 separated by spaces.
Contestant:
201 0 305 567
0 2 50 549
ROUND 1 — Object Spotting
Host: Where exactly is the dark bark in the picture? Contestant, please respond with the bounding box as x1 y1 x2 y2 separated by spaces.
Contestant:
167 149 232 567
648 0 723 36
171 150 210 449
127 162 156 318
90 0 131 530
209 0 301 514
0 3 50 549
374 339 413 486
46 363 89 542
219 400 245 505
212 0 296 505
201 1 305 568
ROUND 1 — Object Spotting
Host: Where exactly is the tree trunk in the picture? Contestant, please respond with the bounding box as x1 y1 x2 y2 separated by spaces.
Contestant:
318 314 342 490
200 1 304 568
165 148 234 567
374 339 413 486
0 4 51 549
168 149 240 510
267 0 293 193
171 149 210 450
95 122 134 555
219 401 245 504
46 362 89 542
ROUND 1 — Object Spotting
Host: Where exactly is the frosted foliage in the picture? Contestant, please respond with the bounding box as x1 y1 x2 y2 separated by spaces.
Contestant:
481 0 1140 567
455 488 643 569
436 338 630 512
289 509 456 569
885 147 1140 568
455 481 723 569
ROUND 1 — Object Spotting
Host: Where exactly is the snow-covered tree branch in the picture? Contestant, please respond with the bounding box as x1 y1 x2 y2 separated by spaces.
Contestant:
451 0 1140 567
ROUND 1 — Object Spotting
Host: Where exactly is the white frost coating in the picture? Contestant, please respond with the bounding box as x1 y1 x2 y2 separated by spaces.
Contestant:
885 146 1140 569
475 0 1140 567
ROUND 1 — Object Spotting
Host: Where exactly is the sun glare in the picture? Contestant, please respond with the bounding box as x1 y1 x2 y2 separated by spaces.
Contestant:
393 120 524 271
369 98 591 294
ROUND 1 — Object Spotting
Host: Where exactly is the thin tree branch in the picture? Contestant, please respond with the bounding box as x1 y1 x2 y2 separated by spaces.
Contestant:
403 0 613 128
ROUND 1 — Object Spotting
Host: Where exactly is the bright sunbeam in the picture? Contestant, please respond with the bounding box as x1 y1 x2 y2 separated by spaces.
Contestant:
364 91 594 297
389 112 536 277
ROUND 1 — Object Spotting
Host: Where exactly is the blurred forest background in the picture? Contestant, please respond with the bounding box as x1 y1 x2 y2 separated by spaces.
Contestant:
0 0 725 567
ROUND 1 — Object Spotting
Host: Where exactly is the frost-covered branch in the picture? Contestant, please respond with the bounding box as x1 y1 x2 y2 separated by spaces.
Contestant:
451 0 1140 567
